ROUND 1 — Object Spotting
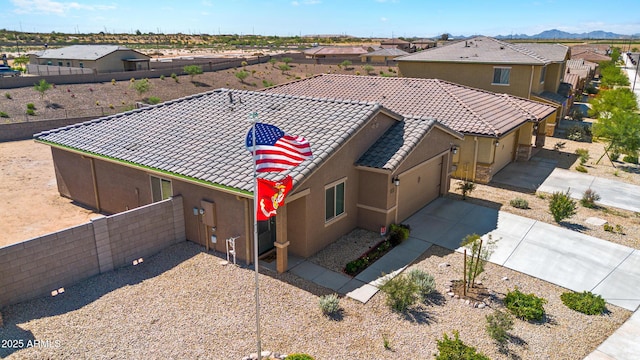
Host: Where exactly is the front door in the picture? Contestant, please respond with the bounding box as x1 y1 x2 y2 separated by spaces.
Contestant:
257 217 276 255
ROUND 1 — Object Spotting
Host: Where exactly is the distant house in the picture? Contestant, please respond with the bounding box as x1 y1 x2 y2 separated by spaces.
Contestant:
35 89 461 273
360 48 409 64
571 49 611 64
303 46 373 59
396 36 571 123
380 38 412 52
266 74 557 184
565 58 598 94
413 38 437 51
28 45 150 73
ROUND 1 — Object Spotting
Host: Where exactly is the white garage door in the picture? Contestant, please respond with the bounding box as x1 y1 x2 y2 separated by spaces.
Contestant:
397 156 443 222
494 132 516 173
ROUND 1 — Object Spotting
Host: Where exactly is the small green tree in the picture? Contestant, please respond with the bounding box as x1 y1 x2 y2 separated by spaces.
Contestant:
130 78 150 97
268 58 278 67
363 64 374 75
461 234 494 292
593 110 640 164
339 60 352 69
33 79 52 99
549 190 577 223
279 63 291 74
235 70 249 83
281 57 293 65
379 274 419 312
589 88 638 118
183 65 203 82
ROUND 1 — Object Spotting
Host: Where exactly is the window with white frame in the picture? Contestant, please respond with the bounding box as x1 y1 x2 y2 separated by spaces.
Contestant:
492 67 511 85
540 65 547 83
151 176 173 202
325 179 345 222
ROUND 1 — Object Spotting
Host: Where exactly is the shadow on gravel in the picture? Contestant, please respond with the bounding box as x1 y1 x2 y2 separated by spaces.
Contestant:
401 305 436 324
0 241 199 358
191 80 212 87
559 221 589 233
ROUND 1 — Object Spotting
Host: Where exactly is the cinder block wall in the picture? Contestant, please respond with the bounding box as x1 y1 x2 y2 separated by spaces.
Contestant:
0 196 186 308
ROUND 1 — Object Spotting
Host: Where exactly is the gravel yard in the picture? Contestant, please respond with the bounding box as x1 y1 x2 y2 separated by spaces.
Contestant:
0 240 630 359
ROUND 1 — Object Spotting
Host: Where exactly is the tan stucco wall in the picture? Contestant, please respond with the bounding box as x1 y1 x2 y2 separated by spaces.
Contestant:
286 112 398 257
398 62 534 98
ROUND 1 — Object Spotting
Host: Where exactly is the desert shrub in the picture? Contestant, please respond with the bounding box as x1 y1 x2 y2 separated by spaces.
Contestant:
553 141 566 151
485 309 514 345
566 125 589 142
435 331 490 360
26 108 35 116
379 274 419 312
575 165 588 173
262 80 275 87
171 73 179 83
285 354 314 360
235 70 249 83
111 78 116 85
549 190 577 223
129 77 135 83
363 64 374 74
580 188 600 208
339 60 352 69
510 197 529 209
355 71 360 75
389 223 410 246
109 104 114 109
603 223 614 232
561 291 606 315
147 96 161 105
0 111 9 118
279 64 291 73
504 288 547 321
241 60 248 67
160 74 165 80
406 269 435 300
456 180 476 200
26 103 35 110
610 150 621 161
318 293 340 316
623 154 638 164
4 92 11 99
575 148 590 164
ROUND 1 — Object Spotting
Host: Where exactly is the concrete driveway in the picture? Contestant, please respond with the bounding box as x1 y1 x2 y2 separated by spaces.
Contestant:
538 168 640 213
404 197 640 312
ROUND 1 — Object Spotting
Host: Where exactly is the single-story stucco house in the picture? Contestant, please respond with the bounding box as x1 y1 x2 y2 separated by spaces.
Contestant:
29 45 150 73
35 89 462 273
265 74 557 183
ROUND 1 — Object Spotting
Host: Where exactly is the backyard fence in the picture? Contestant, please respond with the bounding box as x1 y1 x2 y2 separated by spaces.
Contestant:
0 196 186 308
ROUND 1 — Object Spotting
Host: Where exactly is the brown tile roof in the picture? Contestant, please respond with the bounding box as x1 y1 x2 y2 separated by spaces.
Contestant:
303 46 370 56
397 36 568 65
381 38 410 45
265 74 557 137
361 48 409 58
35 89 391 193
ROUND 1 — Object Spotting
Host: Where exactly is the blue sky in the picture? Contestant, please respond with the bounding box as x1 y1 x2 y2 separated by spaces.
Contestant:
2 0 640 37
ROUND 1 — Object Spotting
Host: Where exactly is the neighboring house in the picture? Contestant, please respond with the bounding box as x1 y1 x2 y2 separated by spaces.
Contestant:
380 38 412 52
266 74 557 183
360 48 409 64
565 58 598 94
571 49 611 64
302 46 373 59
396 36 571 123
413 38 437 51
28 45 150 73
35 89 461 273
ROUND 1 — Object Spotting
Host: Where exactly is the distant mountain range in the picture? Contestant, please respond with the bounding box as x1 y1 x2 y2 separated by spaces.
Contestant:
495 29 640 40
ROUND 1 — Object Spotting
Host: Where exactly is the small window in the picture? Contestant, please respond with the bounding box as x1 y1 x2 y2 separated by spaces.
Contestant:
151 176 172 202
540 65 547 83
57 61 63 66
47 61 52 66
325 180 345 222
66 62 71 67
79 62 84 68
492 67 511 85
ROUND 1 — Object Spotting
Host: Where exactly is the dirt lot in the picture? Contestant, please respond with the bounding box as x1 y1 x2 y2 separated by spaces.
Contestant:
0 140 98 247
0 62 392 121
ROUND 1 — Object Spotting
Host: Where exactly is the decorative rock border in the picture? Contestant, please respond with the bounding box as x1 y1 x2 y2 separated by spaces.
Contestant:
443 280 492 309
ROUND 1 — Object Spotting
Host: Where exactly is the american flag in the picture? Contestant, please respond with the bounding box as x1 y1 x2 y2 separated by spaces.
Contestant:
245 122 313 172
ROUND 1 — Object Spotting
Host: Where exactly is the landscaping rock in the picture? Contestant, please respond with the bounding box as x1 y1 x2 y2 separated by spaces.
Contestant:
438 262 450 268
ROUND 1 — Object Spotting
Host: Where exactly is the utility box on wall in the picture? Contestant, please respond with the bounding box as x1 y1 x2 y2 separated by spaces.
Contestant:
200 200 216 227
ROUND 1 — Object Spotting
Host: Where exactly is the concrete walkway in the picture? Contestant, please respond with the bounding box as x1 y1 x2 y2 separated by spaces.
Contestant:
538 168 640 213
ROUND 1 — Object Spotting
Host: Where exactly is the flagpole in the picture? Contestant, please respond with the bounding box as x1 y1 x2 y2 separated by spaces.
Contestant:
250 112 262 360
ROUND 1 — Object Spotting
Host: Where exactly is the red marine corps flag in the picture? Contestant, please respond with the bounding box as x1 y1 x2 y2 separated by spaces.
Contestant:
256 176 292 221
